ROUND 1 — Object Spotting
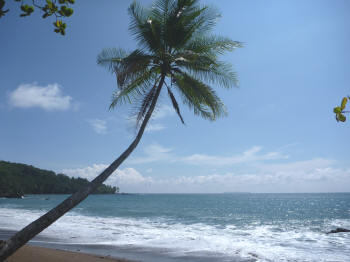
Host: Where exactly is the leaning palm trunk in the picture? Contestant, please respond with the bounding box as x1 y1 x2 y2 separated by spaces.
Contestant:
0 76 165 261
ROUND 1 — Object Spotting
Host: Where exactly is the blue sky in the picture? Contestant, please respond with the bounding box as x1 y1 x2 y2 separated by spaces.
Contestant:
1 0 349 193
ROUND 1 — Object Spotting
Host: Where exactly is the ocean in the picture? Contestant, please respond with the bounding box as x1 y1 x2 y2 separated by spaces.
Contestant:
0 193 349 262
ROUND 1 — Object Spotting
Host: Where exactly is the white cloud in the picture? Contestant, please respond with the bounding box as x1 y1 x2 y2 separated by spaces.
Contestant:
129 144 287 166
61 157 350 193
125 117 166 133
256 158 342 183
122 104 175 134
62 164 150 186
87 119 107 134
261 158 334 173
181 146 287 166
8 83 73 111
157 158 350 192
152 104 175 120
139 160 350 193
146 123 166 133
62 164 107 180
129 144 173 164
112 168 148 184
60 144 350 193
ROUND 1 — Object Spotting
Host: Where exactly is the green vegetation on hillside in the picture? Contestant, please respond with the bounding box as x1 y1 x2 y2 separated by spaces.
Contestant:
0 160 116 195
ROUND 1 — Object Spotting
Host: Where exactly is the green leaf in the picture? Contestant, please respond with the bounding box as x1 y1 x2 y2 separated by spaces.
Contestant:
0 7 9 18
333 107 342 114
61 6 73 17
341 97 348 110
20 5 28 12
58 5 73 16
46 0 53 7
338 113 346 122
20 4 34 16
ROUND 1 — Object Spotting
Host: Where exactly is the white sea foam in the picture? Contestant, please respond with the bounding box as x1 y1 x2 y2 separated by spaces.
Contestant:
1 207 349 262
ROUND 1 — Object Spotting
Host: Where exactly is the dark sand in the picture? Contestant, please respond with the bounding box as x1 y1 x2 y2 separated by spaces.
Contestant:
6 245 136 262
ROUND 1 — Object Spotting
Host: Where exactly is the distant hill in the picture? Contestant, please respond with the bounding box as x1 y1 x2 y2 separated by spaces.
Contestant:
0 160 116 196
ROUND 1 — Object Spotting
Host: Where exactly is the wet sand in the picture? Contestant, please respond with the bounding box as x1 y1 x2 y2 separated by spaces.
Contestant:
6 245 136 262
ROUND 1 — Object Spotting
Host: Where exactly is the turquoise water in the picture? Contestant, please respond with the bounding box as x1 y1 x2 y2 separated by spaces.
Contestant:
1 193 350 261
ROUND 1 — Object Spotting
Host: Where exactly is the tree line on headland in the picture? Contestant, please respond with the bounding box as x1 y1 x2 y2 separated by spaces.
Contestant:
0 160 116 197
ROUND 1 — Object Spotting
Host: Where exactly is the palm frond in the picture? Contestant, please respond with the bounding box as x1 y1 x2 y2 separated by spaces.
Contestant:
150 0 175 26
175 57 239 88
184 35 243 55
172 36 242 86
110 69 157 109
136 81 158 125
97 48 154 89
183 4 221 38
173 71 227 120
128 1 163 54
167 85 185 124
116 49 154 87
163 1 221 49
97 48 127 73
163 1 198 48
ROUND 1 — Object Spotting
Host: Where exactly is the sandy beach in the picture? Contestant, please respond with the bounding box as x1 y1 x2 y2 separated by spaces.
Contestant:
6 245 136 262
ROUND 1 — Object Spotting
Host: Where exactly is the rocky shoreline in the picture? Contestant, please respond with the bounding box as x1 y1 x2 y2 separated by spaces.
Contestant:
0 192 24 198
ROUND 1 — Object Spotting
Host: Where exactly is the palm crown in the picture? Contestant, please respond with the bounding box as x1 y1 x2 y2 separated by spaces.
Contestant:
97 0 241 126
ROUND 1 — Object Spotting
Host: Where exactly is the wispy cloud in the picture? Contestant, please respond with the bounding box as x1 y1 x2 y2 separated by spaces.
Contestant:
145 123 166 133
162 158 350 192
8 83 74 111
150 161 349 192
87 119 107 134
61 157 350 193
124 105 174 133
181 146 287 166
126 119 167 134
111 168 149 184
129 144 173 164
62 164 150 185
151 104 175 120
62 164 107 180
128 144 288 166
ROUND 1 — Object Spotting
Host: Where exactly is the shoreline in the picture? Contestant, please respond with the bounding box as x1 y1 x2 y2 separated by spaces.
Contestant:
2 193 349 262
6 245 136 262
1 229 238 262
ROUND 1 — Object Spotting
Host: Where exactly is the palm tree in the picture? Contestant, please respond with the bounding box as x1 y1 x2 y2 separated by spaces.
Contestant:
0 0 241 260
